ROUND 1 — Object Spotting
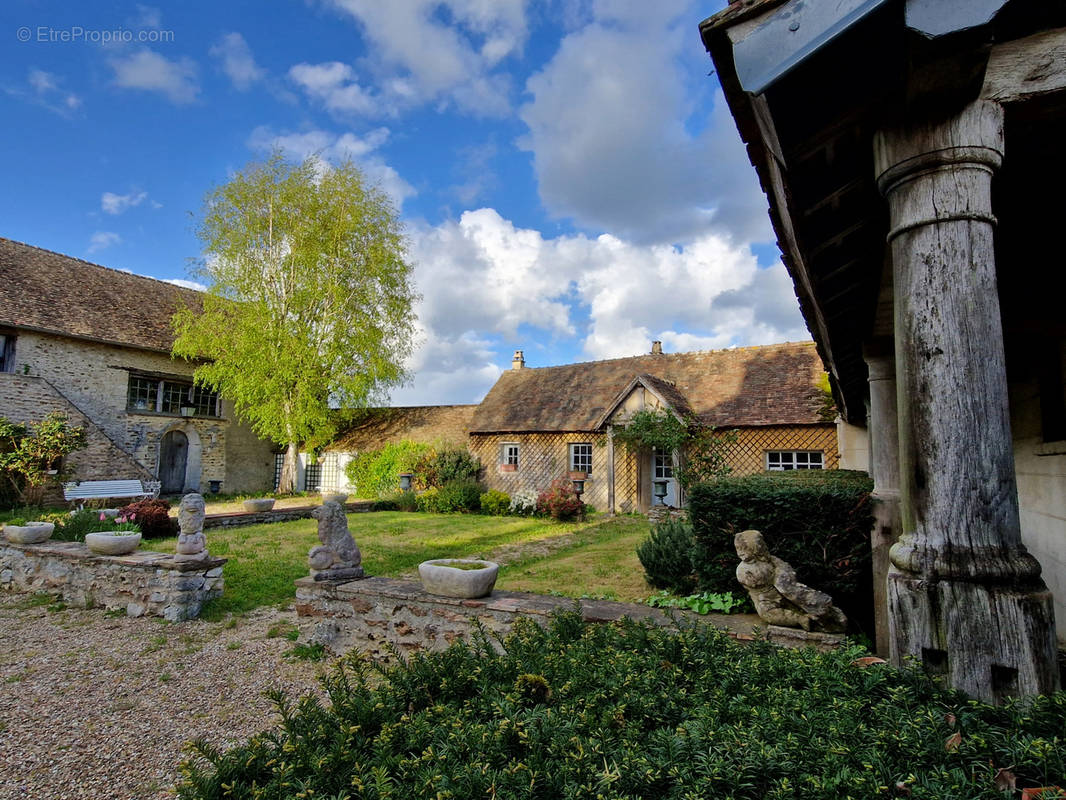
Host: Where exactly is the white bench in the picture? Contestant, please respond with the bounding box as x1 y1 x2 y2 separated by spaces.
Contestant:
63 479 162 509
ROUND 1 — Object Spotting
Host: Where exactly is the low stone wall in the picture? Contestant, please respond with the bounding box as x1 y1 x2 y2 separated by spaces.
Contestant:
203 500 374 529
295 576 767 658
0 540 225 621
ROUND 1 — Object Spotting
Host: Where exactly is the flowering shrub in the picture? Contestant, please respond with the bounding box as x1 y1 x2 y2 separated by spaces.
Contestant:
479 489 510 516
118 498 175 538
536 479 585 521
508 489 538 516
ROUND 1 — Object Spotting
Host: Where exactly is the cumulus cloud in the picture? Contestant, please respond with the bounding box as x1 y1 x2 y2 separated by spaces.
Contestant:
518 2 771 245
87 231 122 254
397 208 807 403
165 278 208 292
101 190 149 215
109 49 199 104
247 125 415 209
288 62 376 115
320 0 526 115
19 69 81 115
211 33 264 90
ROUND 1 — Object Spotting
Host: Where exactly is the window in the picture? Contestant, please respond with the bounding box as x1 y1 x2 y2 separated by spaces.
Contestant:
501 443 520 468
273 452 285 490
653 450 674 479
569 443 592 475
0 333 15 373
126 374 220 417
320 453 339 491
766 450 824 471
304 460 322 492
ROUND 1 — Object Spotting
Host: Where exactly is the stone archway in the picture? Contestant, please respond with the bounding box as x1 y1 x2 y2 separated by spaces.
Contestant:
158 423 202 493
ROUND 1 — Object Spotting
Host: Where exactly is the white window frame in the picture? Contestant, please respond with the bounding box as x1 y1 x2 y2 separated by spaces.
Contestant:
501 443 520 468
569 442 592 475
653 449 674 479
765 450 824 471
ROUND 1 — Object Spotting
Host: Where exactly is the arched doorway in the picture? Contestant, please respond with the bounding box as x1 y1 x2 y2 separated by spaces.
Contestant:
159 430 189 493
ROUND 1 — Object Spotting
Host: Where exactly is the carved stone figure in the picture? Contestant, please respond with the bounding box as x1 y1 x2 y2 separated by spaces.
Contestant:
175 492 208 563
308 501 364 581
735 529 847 633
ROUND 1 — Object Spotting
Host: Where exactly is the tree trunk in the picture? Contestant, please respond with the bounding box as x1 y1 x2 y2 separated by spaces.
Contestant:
278 440 299 494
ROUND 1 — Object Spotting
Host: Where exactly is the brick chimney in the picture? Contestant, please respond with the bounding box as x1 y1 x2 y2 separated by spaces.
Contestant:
651 341 663 355
512 350 525 370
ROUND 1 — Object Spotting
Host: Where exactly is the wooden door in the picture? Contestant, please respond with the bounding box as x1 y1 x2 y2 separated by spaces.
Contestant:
159 430 188 493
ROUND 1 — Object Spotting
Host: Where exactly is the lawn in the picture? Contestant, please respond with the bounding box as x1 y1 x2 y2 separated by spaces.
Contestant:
149 511 651 619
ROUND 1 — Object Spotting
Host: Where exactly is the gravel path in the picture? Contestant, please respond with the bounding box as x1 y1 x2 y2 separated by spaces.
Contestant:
0 599 332 800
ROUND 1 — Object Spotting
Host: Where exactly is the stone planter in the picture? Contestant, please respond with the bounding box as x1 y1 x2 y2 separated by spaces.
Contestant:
3 522 55 544
418 558 499 599
322 493 348 506
242 498 276 512
85 532 142 556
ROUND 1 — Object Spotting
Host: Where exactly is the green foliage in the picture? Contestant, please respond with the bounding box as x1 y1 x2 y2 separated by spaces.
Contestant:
118 498 175 538
0 413 88 507
479 489 510 516
434 480 482 513
380 490 418 512
283 642 327 662
345 441 432 498
613 408 689 453
612 409 735 489
177 611 1066 800
413 446 480 489
415 486 440 513
645 589 749 615
51 509 120 542
636 519 698 594
689 469 874 633
171 152 418 492
536 479 585 521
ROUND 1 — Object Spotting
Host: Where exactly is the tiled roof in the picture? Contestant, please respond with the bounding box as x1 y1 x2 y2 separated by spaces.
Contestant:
328 405 478 453
0 237 203 353
470 341 828 433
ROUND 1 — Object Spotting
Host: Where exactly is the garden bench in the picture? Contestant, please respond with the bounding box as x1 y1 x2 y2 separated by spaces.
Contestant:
63 479 161 509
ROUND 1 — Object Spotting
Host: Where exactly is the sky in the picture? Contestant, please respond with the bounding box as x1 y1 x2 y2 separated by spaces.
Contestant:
0 1 812 406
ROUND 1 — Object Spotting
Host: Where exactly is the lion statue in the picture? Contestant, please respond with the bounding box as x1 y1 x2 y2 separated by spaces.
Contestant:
308 501 363 580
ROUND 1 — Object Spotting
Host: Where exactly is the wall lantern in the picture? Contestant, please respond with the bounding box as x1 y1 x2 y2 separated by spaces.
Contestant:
399 472 413 492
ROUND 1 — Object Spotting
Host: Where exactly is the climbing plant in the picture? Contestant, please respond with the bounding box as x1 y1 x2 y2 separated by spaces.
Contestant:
613 408 736 490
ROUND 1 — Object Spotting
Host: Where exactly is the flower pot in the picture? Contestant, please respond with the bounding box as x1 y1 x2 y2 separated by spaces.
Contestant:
242 498 276 512
418 559 499 599
321 492 348 506
85 532 142 556
568 471 588 480
3 522 55 544
499 463 517 473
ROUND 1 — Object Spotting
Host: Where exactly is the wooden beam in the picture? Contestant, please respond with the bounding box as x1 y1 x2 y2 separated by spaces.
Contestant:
982 27 1066 105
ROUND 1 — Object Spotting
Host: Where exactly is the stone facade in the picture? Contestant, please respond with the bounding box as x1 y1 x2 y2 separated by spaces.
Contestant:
0 539 225 621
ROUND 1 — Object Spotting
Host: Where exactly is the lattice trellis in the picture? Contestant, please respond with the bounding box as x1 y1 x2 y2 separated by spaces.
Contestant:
719 425 840 475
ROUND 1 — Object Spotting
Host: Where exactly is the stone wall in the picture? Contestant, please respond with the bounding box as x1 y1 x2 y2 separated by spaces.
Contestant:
203 500 374 529
0 539 224 621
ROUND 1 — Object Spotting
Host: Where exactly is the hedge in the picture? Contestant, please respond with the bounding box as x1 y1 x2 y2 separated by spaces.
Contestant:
688 469 874 634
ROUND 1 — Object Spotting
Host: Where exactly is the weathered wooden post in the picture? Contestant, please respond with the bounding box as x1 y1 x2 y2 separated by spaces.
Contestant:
874 99 1059 701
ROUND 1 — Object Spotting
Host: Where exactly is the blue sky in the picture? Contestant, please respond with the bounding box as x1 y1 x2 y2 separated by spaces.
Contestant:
1 1 811 405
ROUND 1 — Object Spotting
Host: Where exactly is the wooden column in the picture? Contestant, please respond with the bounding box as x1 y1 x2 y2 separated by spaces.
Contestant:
865 345 901 657
874 99 1059 701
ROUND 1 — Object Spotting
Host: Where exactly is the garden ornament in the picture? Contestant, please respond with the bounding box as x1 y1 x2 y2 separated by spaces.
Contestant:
175 492 209 563
308 500 364 582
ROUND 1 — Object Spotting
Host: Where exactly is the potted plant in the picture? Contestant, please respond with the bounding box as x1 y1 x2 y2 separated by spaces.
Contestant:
2 518 55 544
418 558 499 598
85 514 141 555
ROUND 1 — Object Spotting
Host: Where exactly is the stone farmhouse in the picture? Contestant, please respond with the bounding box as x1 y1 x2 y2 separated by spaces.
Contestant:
701 0 1064 695
0 238 274 499
325 341 838 514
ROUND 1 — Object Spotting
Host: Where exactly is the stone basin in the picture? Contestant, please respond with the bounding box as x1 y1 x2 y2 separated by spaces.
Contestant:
321 493 348 506
85 532 142 556
418 558 499 599
3 522 55 544
242 498 276 512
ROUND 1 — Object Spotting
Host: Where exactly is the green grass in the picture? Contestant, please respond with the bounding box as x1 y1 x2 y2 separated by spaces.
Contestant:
151 511 642 620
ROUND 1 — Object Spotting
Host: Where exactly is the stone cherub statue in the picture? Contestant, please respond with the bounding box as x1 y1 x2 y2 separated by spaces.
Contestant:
175 492 208 563
308 501 364 582
734 529 847 633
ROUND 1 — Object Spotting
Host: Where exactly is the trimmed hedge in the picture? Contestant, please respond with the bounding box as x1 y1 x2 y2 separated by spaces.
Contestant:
178 612 1066 800
689 469 874 634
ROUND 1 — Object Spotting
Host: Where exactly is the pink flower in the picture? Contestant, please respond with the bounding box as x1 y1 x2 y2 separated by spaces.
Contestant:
129 512 136 520
99 512 106 521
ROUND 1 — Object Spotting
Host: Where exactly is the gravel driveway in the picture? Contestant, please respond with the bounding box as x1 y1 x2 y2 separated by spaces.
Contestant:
0 599 330 800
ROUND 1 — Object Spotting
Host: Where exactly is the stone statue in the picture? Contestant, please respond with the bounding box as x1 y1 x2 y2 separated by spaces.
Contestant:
308 501 364 581
175 492 208 564
735 529 847 633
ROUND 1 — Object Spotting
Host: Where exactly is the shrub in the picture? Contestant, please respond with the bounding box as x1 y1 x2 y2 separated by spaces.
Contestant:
414 446 481 488
369 498 398 511
434 480 482 513
636 518 698 594
177 611 1066 800
415 486 440 513
479 489 510 516
52 509 126 542
536 479 585 521
344 441 432 498
689 469 874 634
508 488 538 516
391 490 418 512
118 498 174 538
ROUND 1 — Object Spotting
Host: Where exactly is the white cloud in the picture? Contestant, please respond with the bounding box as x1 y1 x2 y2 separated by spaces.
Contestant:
109 49 199 104
518 3 772 245
132 5 163 29
87 231 122 254
320 0 527 115
22 69 81 115
247 125 415 209
210 33 264 90
288 62 376 115
164 278 208 292
396 207 807 404
101 190 149 215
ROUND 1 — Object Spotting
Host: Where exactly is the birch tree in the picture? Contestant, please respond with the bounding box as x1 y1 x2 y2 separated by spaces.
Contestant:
172 152 418 493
